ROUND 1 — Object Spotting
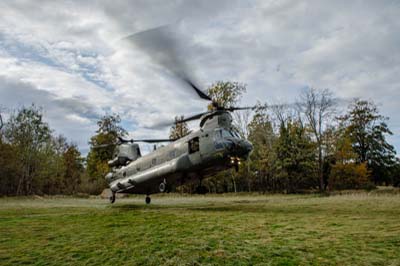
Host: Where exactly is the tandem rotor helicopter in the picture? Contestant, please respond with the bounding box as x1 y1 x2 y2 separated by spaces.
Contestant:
101 26 261 204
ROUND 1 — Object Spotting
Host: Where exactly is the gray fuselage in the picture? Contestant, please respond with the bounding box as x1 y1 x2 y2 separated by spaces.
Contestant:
107 112 253 195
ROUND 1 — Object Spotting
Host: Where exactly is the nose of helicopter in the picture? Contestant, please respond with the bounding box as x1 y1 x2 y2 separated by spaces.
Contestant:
240 139 253 157
229 139 253 158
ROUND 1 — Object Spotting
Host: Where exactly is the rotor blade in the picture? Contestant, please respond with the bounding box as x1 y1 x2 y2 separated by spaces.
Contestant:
92 143 116 149
119 136 177 143
182 77 212 101
225 106 256 111
118 137 133 144
122 25 211 102
225 105 270 111
176 111 210 123
134 138 177 143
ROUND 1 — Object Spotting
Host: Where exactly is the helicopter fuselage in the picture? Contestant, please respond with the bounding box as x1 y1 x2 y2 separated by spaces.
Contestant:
106 112 252 196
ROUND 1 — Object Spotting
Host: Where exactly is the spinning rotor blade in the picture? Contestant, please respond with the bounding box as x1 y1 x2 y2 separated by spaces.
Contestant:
225 104 271 112
175 111 211 123
118 137 177 143
92 143 117 149
225 106 257 111
134 138 177 143
123 25 212 102
182 77 212 101
173 106 267 124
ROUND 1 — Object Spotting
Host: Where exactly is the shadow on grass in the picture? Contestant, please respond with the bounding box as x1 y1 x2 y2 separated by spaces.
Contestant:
110 204 146 210
110 202 334 216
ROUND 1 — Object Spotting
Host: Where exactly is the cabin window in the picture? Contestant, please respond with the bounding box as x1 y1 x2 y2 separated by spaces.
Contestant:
214 129 222 140
169 150 176 159
152 158 157 166
188 137 200 154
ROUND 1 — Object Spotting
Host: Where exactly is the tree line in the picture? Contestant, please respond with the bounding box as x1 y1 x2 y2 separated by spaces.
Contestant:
0 83 399 196
173 82 399 193
0 106 84 195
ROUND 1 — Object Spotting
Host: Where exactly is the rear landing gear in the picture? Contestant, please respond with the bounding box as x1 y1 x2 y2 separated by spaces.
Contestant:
109 192 116 204
145 195 151 204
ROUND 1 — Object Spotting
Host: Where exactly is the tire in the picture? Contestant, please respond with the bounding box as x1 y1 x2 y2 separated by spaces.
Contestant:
109 193 116 204
159 182 166 193
145 196 151 204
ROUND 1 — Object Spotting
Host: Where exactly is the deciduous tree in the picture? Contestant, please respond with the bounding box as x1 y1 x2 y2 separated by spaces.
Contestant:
169 115 191 139
340 100 396 184
298 88 336 191
86 114 127 193
207 81 246 109
4 105 52 195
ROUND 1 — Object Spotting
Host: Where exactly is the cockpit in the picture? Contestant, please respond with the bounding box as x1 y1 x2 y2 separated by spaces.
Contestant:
213 128 253 158
214 128 240 140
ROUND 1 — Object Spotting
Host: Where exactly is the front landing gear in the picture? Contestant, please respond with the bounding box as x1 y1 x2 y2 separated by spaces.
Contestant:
145 195 151 204
109 192 116 204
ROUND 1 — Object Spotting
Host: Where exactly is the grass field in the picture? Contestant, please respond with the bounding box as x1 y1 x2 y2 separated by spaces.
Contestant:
1 192 400 266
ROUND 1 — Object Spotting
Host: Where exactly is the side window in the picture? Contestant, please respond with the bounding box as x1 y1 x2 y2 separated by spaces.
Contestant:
151 158 157 166
214 129 222 140
213 129 224 150
169 150 176 159
188 137 200 154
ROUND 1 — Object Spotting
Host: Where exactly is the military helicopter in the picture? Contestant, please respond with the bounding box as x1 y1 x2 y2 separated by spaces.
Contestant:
102 26 259 204
104 89 255 204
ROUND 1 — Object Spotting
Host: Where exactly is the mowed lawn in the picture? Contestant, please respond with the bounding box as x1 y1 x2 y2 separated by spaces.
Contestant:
0 193 399 266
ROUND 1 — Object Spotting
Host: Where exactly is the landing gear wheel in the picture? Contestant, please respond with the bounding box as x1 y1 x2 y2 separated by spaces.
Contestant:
159 182 166 193
145 196 151 204
109 192 116 204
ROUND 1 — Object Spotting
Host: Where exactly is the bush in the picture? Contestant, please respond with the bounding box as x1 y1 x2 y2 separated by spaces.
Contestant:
329 162 369 190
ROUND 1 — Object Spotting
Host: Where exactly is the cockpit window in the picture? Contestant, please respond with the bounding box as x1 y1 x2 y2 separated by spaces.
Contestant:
230 130 240 138
221 129 233 138
214 128 237 139
214 129 222 140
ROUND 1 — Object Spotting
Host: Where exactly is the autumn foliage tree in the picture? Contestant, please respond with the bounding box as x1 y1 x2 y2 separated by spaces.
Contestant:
339 100 396 185
169 115 191 140
328 132 369 190
207 81 246 109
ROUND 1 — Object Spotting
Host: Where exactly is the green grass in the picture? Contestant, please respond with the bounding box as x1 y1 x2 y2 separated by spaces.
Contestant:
1 193 400 265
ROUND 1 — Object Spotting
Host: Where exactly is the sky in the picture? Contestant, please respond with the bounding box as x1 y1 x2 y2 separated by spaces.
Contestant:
0 0 399 155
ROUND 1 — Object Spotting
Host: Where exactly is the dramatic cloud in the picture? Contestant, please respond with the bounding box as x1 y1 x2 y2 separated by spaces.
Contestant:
0 0 399 153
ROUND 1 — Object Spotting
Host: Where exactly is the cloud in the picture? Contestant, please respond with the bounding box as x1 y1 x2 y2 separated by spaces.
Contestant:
0 75 101 151
0 0 399 154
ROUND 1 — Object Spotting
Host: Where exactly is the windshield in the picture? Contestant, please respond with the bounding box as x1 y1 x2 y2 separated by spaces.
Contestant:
215 129 237 139
221 129 233 138
230 130 240 138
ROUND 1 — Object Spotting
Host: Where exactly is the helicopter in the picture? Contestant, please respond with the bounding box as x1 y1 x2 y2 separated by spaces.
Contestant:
105 94 255 204
102 26 260 204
